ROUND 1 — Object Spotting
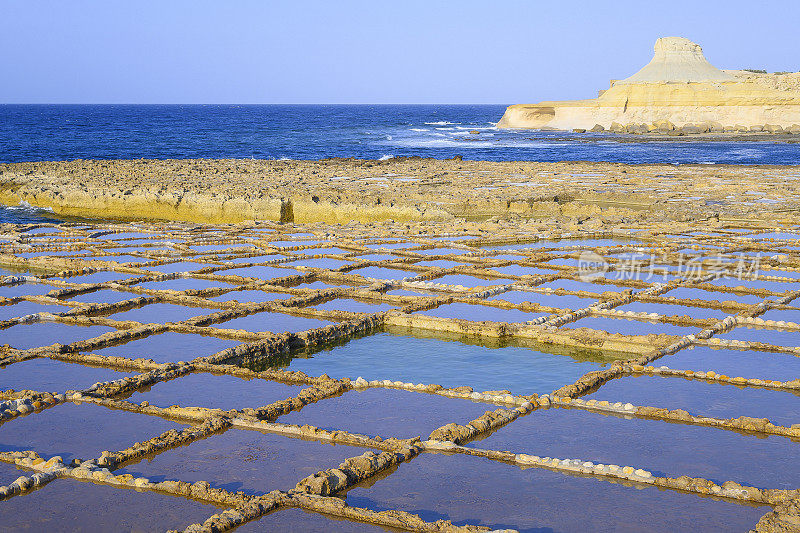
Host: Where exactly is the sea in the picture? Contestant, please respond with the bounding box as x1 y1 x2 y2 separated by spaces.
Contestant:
1 103 799 223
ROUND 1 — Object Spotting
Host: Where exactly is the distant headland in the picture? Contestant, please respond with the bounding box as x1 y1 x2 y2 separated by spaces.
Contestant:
498 37 800 134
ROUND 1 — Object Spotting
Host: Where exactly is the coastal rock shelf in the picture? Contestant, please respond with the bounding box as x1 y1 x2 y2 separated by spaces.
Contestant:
1 216 799 532
3 157 800 223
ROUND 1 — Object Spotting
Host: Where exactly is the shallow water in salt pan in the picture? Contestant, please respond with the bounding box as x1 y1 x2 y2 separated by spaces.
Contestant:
312 298 396 313
61 288 141 304
0 300 70 320
91 331 240 363
212 311 334 333
0 282 59 299
105 302 219 324
280 332 607 395
0 357 132 392
279 388 489 440
467 407 800 489
122 372 304 410
660 345 800 382
343 452 766 532
116 428 374 495
0 402 184 461
208 290 290 303
715 326 800 347
237 507 391 533
0 478 218 532
583 374 800 426
0 322 115 350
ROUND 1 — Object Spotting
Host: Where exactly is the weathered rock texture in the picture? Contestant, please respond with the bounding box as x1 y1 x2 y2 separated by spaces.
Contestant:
498 37 800 130
3 157 800 224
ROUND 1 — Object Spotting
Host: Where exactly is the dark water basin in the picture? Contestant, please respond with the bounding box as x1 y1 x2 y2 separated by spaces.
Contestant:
212 311 334 334
0 282 59 299
467 407 800 489
236 507 391 532
116 428 374 495
714 326 800 347
661 345 800 382
414 259 466 268
0 323 115 350
666 287 769 305
0 301 70 321
105 303 219 324
295 247 351 255
0 402 184 461
582 374 800 426
365 242 416 250
142 261 217 274
0 357 132 393
63 289 141 304
278 388 491 440
760 308 800 323
0 477 218 532
136 278 236 292
343 452 766 533
91 331 240 363
285 258 352 269
312 299 396 314
122 372 303 411
217 265 301 280
208 290 291 303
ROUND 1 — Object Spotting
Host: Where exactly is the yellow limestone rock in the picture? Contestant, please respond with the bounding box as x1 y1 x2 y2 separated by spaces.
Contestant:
498 37 800 130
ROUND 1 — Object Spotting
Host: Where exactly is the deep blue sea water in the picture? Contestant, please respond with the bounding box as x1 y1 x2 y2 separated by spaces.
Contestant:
2 104 800 165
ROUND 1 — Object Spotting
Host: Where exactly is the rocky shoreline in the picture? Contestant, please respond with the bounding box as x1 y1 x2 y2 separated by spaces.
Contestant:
1 157 799 226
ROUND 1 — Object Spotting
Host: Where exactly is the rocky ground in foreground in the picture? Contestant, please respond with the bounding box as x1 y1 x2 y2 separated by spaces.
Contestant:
0 158 799 227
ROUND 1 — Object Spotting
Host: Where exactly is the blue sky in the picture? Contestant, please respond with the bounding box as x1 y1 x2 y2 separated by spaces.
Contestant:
3 0 798 104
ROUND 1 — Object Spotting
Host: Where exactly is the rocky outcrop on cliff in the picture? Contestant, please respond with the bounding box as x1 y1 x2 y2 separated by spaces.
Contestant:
498 37 800 131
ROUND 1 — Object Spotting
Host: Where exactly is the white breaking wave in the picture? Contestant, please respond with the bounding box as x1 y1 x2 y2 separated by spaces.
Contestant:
409 128 429 132
386 138 555 149
378 154 395 160
424 121 461 125
12 201 54 213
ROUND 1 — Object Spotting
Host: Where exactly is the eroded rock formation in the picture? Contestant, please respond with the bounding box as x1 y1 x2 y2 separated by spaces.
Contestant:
498 37 800 131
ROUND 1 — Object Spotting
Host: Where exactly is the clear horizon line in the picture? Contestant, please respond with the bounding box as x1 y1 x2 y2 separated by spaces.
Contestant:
0 102 512 106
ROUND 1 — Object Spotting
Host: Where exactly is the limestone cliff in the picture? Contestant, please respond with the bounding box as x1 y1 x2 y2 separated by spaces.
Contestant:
498 37 800 131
